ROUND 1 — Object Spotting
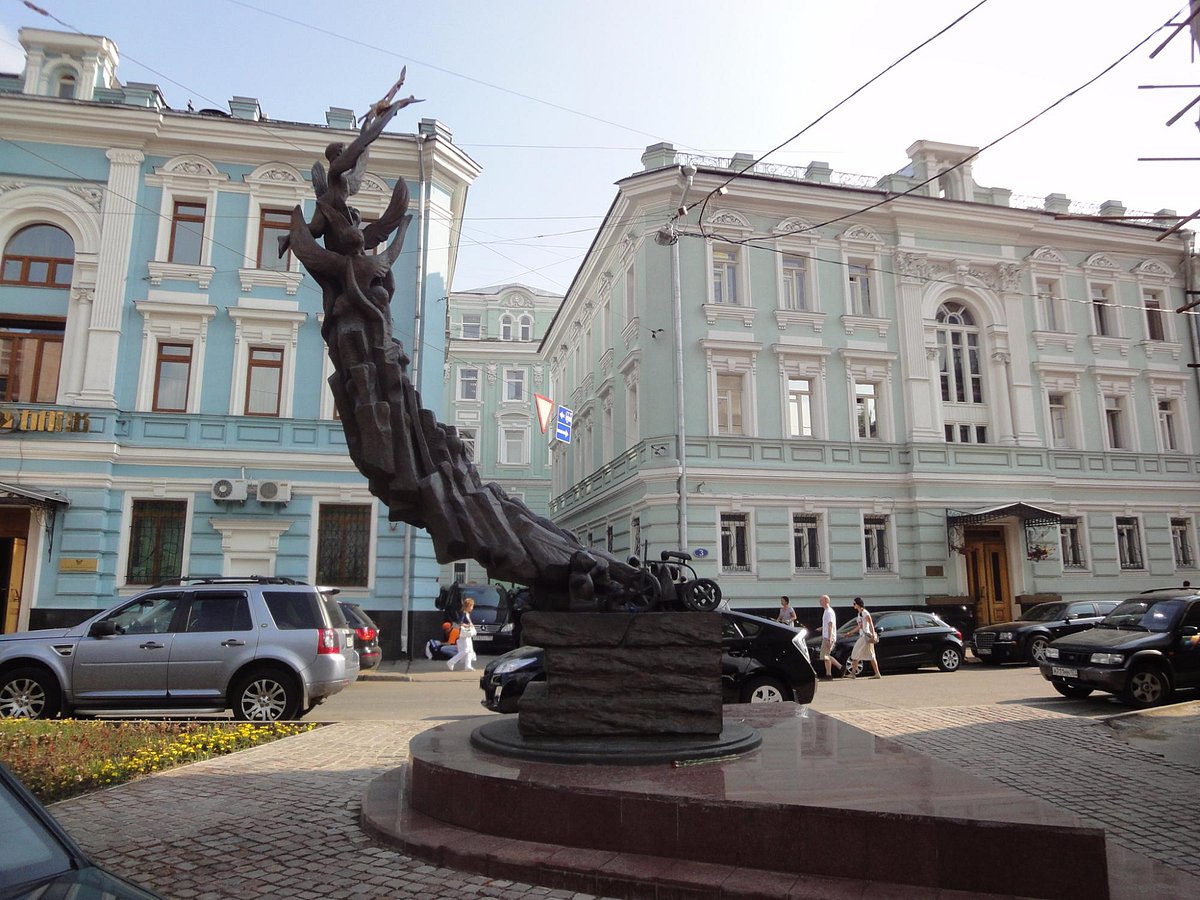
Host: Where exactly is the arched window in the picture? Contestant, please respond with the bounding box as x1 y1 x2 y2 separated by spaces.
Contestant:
56 73 77 99
519 314 534 342
499 314 514 341
936 300 988 443
1 224 75 287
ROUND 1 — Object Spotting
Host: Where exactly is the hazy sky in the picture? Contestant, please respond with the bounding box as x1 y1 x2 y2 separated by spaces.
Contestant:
3 0 1200 296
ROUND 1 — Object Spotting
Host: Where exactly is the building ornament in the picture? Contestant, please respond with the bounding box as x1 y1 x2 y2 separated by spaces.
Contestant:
505 293 534 308
71 287 95 304
163 156 219 177
1027 246 1068 267
66 185 105 212
991 350 1011 365
486 363 497 384
533 364 544 384
996 262 1022 292
1084 252 1121 272
840 224 883 244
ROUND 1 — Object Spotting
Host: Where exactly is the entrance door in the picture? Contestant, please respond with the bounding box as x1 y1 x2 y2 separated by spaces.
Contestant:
0 508 31 634
966 527 1011 627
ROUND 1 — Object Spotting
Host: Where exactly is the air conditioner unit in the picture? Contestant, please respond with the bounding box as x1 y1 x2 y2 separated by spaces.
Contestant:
255 480 292 504
211 478 248 502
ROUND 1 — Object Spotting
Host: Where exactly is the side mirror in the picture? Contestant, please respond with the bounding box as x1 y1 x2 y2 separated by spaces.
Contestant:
1180 625 1199 638
89 620 117 637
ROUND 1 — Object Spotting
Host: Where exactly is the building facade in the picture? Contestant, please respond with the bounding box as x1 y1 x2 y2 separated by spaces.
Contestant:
0 29 480 657
440 283 563 587
541 140 1200 627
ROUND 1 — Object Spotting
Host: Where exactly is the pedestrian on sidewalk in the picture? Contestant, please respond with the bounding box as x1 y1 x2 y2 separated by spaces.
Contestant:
846 597 882 679
819 594 843 679
447 597 477 671
776 595 797 626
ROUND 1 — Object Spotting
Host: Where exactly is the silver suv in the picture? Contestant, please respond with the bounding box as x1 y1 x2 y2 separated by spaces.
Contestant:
0 577 358 721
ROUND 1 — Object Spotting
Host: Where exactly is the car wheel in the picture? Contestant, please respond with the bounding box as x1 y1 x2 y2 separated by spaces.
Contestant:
1053 683 1094 699
1026 635 1051 666
0 667 61 719
232 669 300 721
625 571 661 611
1122 667 1170 708
740 675 792 703
844 658 864 678
937 646 963 672
681 578 722 612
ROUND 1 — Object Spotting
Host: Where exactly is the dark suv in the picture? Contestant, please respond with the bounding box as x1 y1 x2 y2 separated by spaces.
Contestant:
971 600 1119 666
436 582 513 652
339 601 382 671
1040 588 1200 707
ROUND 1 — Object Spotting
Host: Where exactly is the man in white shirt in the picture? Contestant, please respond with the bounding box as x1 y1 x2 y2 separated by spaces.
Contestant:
819 594 843 678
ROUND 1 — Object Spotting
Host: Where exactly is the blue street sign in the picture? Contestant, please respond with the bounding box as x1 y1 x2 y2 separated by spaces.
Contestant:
555 405 574 443
693 548 709 558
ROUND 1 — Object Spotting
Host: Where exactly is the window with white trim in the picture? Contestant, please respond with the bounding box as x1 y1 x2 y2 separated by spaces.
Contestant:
498 423 529 465
936 302 984 404
1103 395 1127 450
711 244 741 305
855 382 879 439
226 307 303 419
781 254 809 311
792 513 823 572
720 513 750 572
452 561 467 584
716 372 745 435
625 264 636 322
500 314 514 341
461 314 481 340
458 367 480 401
151 342 192 413
503 368 526 402
1171 517 1195 569
244 346 283 417
1047 392 1072 449
863 514 891 572
316 503 371 587
519 314 534 342
1036 278 1063 332
457 426 477 462
1060 517 1087 569
626 380 639 447
786 378 813 438
1159 399 1180 452
1115 517 1144 570
847 261 874 316
1143 290 1167 342
1090 284 1114 336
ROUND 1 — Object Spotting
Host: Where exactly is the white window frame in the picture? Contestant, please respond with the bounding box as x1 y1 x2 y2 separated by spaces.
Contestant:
775 348 829 440
841 350 895 442
1103 394 1128 451
715 371 747 436
458 366 481 401
310 500 377 591
1142 288 1168 342
792 512 827 574
1060 517 1089 570
1114 516 1145 571
703 342 760 438
780 253 810 311
116 492 194 592
1047 392 1072 450
710 243 743 306
133 296 217 413
847 260 875 316
719 511 753 575
1147 375 1190 454
461 313 482 340
1171 517 1196 570
499 314 514 341
503 368 526 403
1158 398 1180 452
624 263 637 324
1088 281 1117 337
863 513 894 574
519 314 534 342
238 163 309 294
146 155 227 287
497 418 530 466
226 306 305 418
457 426 478 462
1035 277 1065 333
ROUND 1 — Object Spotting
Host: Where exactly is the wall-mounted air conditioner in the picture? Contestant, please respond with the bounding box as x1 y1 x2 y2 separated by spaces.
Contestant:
255 480 292 504
211 478 248 502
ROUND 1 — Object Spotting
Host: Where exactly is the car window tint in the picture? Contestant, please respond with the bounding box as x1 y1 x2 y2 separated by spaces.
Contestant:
104 593 184 635
721 619 743 640
324 597 348 628
734 617 762 638
263 591 322 630
0 778 74 888
1067 603 1094 618
339 604 365 627
1181 602 1200 628
185 594 252 633
875 614 912 632
913 614 941 629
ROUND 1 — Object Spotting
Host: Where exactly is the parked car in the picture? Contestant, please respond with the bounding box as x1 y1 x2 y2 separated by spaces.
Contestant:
0 576 358 721
1040 588 1200 707
338 601 382 671
480 609 817 713
810 610 965 676
0 761 164 898
436 582 514 653
971 600 1120 665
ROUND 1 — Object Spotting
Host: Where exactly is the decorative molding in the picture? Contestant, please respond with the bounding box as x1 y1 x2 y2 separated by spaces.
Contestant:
66 185 104 212
162 155 220 177
1088 335 1131 357
238 267 305 295
705 208 752 232
840 224 883 244
840 313 890 338
1133 258 1174 280
1028 246 1068 267
773 309 824 332
1139 339 1183 362
1084 252 1121 272
1031 330 1076 353
703 303 757 328
146 260 216 289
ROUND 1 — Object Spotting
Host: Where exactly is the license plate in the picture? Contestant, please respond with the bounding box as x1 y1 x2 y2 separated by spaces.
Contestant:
976 647 991 655
1051 666 1078 678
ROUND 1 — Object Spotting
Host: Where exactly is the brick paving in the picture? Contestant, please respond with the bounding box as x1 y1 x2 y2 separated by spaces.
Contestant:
47 705 1199 898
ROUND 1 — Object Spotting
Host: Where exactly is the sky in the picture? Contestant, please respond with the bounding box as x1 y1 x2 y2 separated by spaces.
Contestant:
3 0 1200 297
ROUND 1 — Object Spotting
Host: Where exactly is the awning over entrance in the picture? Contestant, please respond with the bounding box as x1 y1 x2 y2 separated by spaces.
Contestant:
946 502 1061 528
0 481 70 509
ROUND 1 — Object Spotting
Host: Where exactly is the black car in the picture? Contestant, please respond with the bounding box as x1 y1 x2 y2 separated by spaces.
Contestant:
436 582 514 653
1040 588 1200 707
480 610 817 713
338 601 382 671
811 610 965 676
0 762 164 899
971 600 1120 666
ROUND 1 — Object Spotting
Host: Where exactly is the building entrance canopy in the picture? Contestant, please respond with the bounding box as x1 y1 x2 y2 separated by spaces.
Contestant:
946 502 1061 528
0 481 70 509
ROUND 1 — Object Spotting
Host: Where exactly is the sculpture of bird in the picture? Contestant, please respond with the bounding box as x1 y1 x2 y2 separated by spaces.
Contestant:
359 67 424 124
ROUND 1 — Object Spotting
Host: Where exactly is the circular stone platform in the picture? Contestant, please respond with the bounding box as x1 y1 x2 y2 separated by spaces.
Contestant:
470 716 761 764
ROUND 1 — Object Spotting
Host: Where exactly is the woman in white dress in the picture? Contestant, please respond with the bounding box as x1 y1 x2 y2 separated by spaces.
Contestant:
446 597 477 671
847 597 882 679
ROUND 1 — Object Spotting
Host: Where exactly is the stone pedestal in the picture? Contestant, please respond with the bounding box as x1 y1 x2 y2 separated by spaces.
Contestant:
518 611 722 737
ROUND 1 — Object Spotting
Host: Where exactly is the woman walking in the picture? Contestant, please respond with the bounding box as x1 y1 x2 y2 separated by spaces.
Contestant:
846 597 882 679
446 597 477 671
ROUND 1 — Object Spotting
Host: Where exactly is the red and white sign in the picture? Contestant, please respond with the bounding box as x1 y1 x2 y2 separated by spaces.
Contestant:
534 394 554 434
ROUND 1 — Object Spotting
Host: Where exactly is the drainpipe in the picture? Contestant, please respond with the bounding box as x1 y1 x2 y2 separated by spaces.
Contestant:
399 132 429 658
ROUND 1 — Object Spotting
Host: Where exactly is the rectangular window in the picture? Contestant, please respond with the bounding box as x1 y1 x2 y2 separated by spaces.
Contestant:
126 499 186 585
457 426 477 461
782 255 808 310
625 265 636 321
786 377 812 438
716 373 744 435
863 514 890 571
944 423 987 444
152 342 192 413
461 314 481 340
316 503 371 586
452 561 467 584
458 367 479 401
855 382 878 439
712 246 739 305
1171 518 1195 569
169 201 205 266
1036 278 1060 331
1060 517 1087 569
499 425 528 465
1048 393 1069 449
1104 395 1126 449
504 369 525 402
720 512 750 572
1091 284 1112 336
848 263 873 315
1144 290 1166 342
244 346 283 417
1115 517 1144 570
257 208 292 270
937 329 983 404
1158 400 1179 451
0 328 63 403
793 513 822 571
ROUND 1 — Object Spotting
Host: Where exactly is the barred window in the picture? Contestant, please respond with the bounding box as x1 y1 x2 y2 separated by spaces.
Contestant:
793 514 822 571
317 503 371 587
1171 518 1195 569
864 515 890 571
720 512 750 572
1115 517 1144 570
127 499 186 585
1060 517 1087 569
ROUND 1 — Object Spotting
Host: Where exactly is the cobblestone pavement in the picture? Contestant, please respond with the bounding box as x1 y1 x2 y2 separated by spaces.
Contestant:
47 706 1199 898
825 705 1200 879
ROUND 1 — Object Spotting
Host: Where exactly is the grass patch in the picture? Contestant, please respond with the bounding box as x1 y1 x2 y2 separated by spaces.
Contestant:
0 720 316 803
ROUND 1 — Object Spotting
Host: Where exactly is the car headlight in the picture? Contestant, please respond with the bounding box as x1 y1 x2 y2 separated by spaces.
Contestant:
1044 647 1059 660
998 632 1013 641
1090 652 1124 665
493 656 539 675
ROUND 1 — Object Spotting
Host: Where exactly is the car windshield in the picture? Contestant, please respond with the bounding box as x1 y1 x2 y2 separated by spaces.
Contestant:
461 585 501 608
0 774 74 891
1019 602 1068 622
1100 598 1187 632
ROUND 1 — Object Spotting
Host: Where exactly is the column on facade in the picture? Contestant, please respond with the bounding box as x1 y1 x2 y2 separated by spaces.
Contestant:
990 350 1016 445
1000 267 1040 444
893 251 942 441
60 287 94 402
76 148 143 408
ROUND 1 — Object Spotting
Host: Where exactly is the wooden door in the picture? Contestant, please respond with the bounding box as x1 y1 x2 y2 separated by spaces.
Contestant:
966 528 1011 627
3 538 26 634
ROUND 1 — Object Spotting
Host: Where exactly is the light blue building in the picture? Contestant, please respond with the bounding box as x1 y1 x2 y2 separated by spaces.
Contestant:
541 141 1200 629
0 28 480 656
